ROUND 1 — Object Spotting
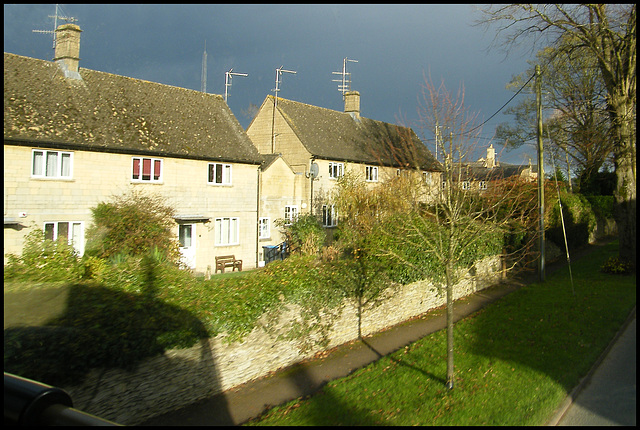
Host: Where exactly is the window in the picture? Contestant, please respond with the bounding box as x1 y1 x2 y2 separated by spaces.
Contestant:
132 157 162 183
329 162 344 179
422 171 432 186
461 181 470 190
284 205 298 225
322 205 338 227
479 181 487 190
43 221 84 255
32 150 73 179
215 217 239 246
179 224 193 248
258 217 270 239
365 166 378 182
208 163 232 185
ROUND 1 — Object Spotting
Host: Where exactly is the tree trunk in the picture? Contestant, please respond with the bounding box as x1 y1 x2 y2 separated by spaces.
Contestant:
445 263 454 390
609 92 636 265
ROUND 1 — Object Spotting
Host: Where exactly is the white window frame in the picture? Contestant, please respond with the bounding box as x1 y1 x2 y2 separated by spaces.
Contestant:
328 162 344 180
284 205 298 225
258 217 270 239
32 149 73 179
322 204 338 227
479 181 487 190
215 217 239 246
461 181 471 190
365 165 378 182
208 163 232 185
132 157 163 183
43 221 84 256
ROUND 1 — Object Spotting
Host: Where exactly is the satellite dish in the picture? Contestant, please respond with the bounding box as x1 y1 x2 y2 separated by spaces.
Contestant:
309 162 319 179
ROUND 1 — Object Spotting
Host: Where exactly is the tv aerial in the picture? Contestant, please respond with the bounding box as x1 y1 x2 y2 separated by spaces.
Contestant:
224 68 248 103
271 66 297 152
32 4 77 54
332 57 358 97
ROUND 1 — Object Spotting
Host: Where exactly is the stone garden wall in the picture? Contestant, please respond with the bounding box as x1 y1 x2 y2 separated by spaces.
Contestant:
64 255 502 425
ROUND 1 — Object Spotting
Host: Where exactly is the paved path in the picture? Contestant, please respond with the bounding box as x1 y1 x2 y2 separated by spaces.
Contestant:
555 314 636 426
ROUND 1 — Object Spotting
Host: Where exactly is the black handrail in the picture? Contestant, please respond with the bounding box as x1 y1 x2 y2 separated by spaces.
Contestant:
4 372 120 426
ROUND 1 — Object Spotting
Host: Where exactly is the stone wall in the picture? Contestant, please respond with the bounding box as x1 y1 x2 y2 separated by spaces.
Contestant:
64 255 502 425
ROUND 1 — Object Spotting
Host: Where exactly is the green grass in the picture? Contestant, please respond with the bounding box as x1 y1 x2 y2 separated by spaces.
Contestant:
245 241 636 426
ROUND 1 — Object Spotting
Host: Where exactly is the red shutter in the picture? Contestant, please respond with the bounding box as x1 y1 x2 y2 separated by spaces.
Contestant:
154 159 161 180
142 158 151 179
133 158 140 178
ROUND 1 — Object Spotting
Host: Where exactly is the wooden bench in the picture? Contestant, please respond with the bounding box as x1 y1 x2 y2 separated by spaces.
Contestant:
215 255 242 274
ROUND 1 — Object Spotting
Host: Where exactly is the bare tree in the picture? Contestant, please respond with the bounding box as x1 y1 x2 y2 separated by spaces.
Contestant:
374 75 537 390
477 3 636 265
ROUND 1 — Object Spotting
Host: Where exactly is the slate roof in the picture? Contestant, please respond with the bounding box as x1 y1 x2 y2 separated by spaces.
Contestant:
456 162 538 181
4 52 263 164
268 96 441 171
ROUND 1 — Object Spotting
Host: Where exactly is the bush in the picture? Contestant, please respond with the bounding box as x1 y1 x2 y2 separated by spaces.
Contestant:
275 214 326 256
84 190 181 264
600 256 633 275
546 191 597 249
4 229 83 282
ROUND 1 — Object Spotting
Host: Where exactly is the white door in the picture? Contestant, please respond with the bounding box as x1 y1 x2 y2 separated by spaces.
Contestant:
179 223 196 269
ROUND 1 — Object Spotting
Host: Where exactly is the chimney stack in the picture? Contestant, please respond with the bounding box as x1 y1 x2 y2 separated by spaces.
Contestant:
485 144 496 169
344 91 360 120
54 23 82 78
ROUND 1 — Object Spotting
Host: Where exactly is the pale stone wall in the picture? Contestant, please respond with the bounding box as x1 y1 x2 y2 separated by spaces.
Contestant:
3 144 259 271
63 255 501 425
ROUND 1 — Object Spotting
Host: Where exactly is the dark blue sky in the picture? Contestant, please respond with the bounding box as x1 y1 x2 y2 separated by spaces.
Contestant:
4 4 538 164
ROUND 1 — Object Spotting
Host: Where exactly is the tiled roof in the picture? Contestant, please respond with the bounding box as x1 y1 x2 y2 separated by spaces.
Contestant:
4 52 263 164
270 96 441 171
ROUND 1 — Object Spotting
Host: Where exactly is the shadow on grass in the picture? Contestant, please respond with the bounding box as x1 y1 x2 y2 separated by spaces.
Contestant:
463 240 636 422
3 259 234 425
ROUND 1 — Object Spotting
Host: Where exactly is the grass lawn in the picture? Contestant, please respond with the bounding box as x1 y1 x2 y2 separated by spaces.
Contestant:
245 241 636 426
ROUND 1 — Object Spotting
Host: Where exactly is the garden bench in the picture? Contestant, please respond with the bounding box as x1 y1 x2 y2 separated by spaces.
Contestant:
215 255 242 273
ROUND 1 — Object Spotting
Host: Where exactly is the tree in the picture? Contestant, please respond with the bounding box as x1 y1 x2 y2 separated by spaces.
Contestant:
496 37 614 191
477 4 636 265
85 189 181 264
377 75 536 390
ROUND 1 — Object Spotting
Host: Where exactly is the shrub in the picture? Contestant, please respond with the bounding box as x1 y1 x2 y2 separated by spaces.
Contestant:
600 256 633 275
84 190 181 264
4 228 83 282
275 214 326 256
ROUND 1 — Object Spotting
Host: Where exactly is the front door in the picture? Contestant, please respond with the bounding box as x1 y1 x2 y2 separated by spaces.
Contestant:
179 223 196 269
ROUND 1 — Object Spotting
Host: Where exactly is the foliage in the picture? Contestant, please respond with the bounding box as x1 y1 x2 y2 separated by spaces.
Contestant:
584 195 614 220
600 256 634 275
4 228 83 282
84 189 181 264
546 190 598 249
275 213 326 256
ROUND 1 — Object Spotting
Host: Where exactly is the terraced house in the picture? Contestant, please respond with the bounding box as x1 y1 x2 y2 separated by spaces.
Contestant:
4 24 265 272
246 92 442 232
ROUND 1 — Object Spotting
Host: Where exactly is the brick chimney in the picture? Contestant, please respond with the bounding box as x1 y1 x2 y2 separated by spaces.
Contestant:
54 23 82 78
344 91 360 120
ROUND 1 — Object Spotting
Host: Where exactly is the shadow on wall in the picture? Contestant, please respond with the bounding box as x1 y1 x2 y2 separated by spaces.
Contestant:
3 260 232 425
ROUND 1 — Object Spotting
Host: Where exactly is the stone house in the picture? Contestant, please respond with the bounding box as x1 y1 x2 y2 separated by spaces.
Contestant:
246 91 442 237
451 144 539 192
4 24 265 272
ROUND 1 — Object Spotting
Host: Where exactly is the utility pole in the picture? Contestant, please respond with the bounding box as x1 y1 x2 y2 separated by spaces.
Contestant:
536 64 545 282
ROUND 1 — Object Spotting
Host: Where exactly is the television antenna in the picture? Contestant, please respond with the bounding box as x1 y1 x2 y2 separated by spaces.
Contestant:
332 57 358 97
271 66 297 153
224 68 248 103
32 4 77 54
201 41 207 93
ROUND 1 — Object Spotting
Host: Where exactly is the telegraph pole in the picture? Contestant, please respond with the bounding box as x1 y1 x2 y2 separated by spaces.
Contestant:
536 65 545 282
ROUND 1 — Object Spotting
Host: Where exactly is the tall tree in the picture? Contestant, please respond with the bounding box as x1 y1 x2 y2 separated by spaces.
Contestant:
496 38 614 191
477 4 636 265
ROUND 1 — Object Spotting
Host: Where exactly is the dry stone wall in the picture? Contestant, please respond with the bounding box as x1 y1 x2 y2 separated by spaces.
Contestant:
64 255 502 425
